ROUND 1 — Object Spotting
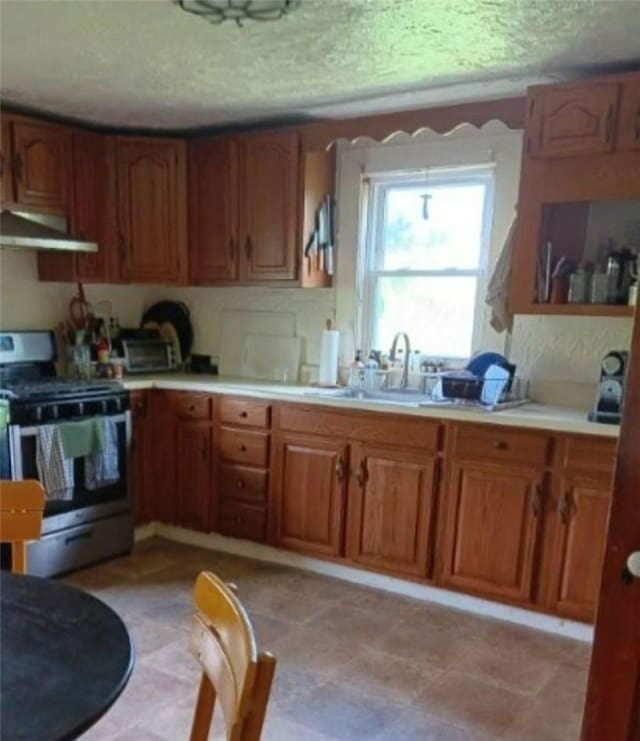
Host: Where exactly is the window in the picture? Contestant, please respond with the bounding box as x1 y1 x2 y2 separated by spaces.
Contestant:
361 166 494 362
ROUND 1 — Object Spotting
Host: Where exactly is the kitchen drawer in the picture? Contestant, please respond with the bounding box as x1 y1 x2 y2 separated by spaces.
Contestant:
218 500 267 542
218 427 270 467
219 397 271 429
277 404 440 451
170 393 212 421
564 436 617 475
452 424 551 466
130 391 148 420
219 464 268 504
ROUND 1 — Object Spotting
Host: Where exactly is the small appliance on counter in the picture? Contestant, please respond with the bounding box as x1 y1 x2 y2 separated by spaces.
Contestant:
589 351 629 425
116 328 179 374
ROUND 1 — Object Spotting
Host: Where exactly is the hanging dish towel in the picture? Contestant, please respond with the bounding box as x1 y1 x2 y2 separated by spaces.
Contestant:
486 216 516 334
85 417 119 490
36 425 75 501
58 418 104 459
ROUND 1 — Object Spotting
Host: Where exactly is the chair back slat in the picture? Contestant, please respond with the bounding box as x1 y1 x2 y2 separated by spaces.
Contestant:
189 571 276 741
0 480 45 573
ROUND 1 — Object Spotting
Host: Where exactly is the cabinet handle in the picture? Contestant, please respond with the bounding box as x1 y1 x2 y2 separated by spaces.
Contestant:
13 152 23 181
189 404 196 412
635 104 640 141
236 479 244 489
245 235 252 260
605 104 614 142
532 482 543 517
335 455 346 482
356 458 368 488
559 490 573 524
494 440 509 451
240 444 247 452
239 411 248 418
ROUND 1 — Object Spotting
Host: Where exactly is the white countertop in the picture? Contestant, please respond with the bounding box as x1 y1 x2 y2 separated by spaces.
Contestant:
122 374 619 438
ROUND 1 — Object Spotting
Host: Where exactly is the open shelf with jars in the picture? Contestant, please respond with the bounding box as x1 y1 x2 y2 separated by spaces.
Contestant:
532 199 638 316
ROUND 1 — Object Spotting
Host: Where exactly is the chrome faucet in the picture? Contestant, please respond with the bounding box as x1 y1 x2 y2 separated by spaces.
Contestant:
389 332 411 389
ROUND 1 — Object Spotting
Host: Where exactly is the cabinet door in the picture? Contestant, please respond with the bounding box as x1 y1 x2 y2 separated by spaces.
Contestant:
176 421 213 533
272 432 348 557
116 138 187 283
188 137 239 283
345 444 437 579
131 392 153 526
0 117 14 203
11 119 69 212
548 474 612 621
73 132 117 282
618 78 640 152
149 391 178 525
441 461 544 602
528 83 619 159
239 131 299 282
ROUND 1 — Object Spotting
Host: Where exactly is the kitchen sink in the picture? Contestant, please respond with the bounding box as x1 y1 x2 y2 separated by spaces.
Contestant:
303 387 434 406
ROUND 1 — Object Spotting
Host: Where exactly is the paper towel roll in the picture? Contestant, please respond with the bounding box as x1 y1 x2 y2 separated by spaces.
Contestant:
318 329 340 386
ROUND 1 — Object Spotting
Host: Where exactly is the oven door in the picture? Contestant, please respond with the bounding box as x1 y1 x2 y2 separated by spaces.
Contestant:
9 411 132 534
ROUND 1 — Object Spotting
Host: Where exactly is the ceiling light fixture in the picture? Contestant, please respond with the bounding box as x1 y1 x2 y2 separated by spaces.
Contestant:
177 0 300 26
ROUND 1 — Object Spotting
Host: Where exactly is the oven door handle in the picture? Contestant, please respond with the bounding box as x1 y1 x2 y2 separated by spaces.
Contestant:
64 528 94 545
14 411 130 436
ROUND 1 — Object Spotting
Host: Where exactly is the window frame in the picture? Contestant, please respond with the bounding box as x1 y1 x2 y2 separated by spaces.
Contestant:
359 165 496 363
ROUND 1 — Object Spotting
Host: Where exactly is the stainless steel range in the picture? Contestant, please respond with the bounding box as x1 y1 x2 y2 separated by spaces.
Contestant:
1 330 132 577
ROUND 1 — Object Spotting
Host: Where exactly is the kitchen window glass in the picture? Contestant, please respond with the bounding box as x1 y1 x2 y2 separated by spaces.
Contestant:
361 167 494 361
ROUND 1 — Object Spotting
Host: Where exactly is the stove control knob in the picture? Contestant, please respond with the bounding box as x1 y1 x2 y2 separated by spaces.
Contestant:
41 405 59 422
30 406 43 424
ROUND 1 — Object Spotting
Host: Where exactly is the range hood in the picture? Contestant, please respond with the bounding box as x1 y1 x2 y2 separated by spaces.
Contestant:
0 210 98 252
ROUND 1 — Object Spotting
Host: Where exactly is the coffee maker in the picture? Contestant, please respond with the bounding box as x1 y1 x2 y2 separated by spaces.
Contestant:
589 351 629 424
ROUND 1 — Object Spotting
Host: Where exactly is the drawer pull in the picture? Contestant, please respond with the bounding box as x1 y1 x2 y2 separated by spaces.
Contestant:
604 103 614 142
189 404 196 412
239 411 248 418
240 444 247 452
494 441 509 451
236 480 244 489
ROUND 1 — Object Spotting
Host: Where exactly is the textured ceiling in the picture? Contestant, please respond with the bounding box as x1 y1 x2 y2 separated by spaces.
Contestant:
1 0 640 129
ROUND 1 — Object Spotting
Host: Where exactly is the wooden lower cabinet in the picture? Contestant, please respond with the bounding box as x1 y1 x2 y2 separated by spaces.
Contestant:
546 473 612 621
440 460 545 602
271 433 348 557
131 391 154 526
175 421 213 532
345 443 437 579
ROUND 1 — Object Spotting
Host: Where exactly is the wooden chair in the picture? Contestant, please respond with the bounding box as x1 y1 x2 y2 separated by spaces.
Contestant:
0 480 45 574
189 571 277 741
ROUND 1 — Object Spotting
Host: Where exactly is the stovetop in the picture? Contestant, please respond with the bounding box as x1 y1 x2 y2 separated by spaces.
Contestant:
0 377 123 403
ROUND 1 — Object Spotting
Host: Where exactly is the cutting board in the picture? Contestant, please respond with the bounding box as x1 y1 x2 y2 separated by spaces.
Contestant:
218 310 296 377
241 334 301 382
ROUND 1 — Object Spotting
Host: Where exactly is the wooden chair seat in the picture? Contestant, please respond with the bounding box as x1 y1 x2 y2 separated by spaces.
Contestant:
189 571 276 741
0 480 45 573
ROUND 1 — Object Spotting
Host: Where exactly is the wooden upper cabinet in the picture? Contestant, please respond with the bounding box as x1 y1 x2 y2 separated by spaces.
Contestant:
527 82 620 159
38 132 117 283
345 443 437 579
188 137 239 283
271 432 348 557
239 130 299 282
116 137 187 283
618 78 640 151
1 117 14 203
441 460 544 602
73 133 117 282
10 118 70 212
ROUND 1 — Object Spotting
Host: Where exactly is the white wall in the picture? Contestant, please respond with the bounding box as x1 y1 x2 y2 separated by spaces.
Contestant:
0 122 634 407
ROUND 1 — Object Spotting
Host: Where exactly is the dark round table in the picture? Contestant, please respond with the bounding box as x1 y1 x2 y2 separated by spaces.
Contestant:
1 571 134 740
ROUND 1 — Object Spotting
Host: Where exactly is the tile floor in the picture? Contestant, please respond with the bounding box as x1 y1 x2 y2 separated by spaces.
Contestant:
63 538 591 740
